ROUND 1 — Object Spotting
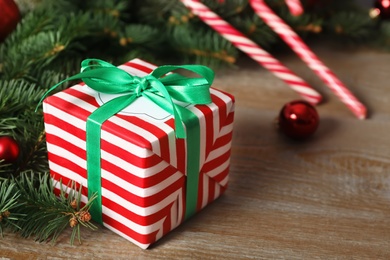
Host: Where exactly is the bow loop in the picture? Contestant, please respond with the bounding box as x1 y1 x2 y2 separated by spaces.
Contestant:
37 58 215 139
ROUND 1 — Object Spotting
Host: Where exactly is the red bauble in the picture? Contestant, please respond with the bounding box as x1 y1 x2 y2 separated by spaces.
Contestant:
0 136 20 163
278 100 319 139
0 0 21 42
374 0 390 19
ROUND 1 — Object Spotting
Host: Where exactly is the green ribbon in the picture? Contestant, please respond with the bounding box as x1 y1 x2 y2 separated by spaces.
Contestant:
39 59 214 224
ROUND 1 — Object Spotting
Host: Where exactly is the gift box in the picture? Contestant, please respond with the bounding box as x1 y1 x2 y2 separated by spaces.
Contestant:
42 58 235 249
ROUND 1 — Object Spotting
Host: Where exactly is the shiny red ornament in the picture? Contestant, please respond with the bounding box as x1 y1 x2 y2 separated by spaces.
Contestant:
373 0 390 19
0 136 20 163
278 100 319 139
0 0 21 42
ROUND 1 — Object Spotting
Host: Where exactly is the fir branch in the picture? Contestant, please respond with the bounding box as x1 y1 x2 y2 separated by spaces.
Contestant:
229 14 279 49
0 80 46 115
11 172 97 244
0 180 24 237
326 11 377 41
203 0 248 18
171 26 238 67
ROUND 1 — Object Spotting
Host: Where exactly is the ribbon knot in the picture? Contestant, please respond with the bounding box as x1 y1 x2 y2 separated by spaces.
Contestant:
133 76 150 97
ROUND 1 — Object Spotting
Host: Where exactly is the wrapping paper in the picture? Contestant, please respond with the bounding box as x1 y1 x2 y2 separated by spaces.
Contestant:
43 58 235 249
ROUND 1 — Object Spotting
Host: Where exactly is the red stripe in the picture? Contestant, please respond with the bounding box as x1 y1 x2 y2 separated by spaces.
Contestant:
101 138 160 170
210 167 229 187
66 87 99 106
124 61 154 74
202 150 231 174
194 104 214 162
46 133 85 159
210 129 233 152
44 95 91 121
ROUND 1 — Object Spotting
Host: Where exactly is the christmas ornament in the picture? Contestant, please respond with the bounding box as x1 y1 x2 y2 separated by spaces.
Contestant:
0 0 21 42
278 100 319 139
0 136 20 163
373 0 390 19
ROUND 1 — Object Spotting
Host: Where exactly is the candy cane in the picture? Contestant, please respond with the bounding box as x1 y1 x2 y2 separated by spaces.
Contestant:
180 0 322 104
285 0 304 16
250 0 367 119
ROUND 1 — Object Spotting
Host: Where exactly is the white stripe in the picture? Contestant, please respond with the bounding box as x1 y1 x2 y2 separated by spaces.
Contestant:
45 123 85 148
47 144 86 170
219 122 234 137
219 173 229 187
43 103 86 130
50 161 87 185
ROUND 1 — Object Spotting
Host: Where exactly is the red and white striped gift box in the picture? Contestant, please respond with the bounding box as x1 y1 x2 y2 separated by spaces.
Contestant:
42 58 235 249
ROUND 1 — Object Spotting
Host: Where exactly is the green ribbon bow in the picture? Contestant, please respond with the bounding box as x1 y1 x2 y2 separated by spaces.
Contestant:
39 59 215 224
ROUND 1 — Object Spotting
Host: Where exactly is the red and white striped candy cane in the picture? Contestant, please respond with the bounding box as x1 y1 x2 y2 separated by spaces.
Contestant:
180 0 322 104
249 0 367 119
285 0 304 16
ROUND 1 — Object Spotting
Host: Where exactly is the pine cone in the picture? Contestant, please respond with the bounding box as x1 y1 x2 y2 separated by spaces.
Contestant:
70 199 77 209
79 211 92 223
69 217 78 228
2 210 10 218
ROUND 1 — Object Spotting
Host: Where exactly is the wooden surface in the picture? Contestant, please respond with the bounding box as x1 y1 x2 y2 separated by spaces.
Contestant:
1 45 390 259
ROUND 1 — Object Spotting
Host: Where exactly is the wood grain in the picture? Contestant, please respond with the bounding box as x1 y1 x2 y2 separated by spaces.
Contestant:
1 45 390 259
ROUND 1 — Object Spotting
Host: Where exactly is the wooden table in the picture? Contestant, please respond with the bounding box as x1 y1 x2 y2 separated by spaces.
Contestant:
1 45 390 259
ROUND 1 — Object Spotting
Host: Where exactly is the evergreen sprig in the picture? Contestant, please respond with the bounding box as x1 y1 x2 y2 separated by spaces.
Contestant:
5 172 97 245
0 179 24 237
